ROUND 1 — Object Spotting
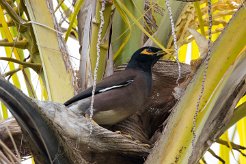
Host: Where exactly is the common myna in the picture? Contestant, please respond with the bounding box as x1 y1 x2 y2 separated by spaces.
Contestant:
64 46 165 125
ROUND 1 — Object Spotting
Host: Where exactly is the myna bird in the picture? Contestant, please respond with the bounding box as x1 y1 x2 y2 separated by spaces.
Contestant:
64 46 165 125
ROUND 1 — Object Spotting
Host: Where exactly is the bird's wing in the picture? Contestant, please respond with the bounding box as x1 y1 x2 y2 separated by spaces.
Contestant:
64 70 137 106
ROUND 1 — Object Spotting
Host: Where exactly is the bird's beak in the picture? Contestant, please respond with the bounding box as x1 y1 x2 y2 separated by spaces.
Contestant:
156 50 165 57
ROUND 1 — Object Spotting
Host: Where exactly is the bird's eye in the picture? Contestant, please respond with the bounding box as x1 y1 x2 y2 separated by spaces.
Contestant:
146 48 152 53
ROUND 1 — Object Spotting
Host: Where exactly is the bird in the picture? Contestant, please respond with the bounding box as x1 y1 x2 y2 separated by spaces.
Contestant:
64 46 165 125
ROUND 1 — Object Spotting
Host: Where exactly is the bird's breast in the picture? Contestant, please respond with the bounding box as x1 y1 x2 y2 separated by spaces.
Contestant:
93 108 133 125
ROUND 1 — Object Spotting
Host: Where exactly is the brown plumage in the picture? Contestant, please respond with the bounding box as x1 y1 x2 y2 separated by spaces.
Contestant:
64 46 165 125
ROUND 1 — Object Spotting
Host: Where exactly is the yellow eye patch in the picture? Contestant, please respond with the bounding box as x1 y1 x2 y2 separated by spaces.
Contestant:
141 49 155 55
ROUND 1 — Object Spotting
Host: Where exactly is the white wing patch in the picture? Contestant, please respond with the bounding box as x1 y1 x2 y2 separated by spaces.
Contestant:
98 80 134 93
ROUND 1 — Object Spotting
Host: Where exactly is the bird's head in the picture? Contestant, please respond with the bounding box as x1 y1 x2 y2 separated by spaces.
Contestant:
126 46 165 71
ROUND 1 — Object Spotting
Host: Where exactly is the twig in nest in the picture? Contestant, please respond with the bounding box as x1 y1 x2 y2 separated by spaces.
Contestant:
0 139 21 163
